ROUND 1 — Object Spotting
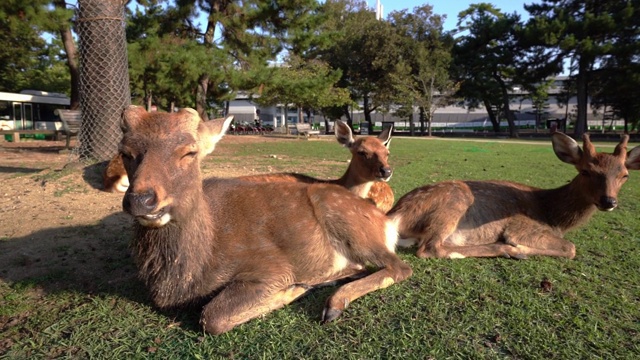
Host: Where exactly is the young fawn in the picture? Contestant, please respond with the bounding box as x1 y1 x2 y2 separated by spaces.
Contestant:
238 120 395 212
387 133 640 259
119 106 412 335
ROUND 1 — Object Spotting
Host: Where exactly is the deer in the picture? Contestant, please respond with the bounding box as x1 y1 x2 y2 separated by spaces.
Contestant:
387 133 640 259
104 120 395 212
118 106 412 335
238 120 395 212
103 153 129 193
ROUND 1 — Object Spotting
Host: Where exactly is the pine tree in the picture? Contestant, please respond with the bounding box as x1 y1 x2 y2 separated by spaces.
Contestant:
523 0 631 136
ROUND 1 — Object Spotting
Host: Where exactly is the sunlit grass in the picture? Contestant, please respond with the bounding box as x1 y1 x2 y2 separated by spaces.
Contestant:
2 135 639 358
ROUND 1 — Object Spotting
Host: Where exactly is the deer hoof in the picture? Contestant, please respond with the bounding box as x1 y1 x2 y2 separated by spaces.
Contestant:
512 253 528 260
321 308 343 323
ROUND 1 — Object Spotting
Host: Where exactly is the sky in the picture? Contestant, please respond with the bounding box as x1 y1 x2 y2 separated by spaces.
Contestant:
370 0 533 31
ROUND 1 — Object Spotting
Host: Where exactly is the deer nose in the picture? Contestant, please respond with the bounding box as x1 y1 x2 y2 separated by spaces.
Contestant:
379 167 392 180
598 196 617 211
123 190 158 216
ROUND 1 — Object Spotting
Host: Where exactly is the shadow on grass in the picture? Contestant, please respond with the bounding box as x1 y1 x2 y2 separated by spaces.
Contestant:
0 208 415 336
81 160 109 191
0 212 168 322
0 166 45 174
0 210 330 334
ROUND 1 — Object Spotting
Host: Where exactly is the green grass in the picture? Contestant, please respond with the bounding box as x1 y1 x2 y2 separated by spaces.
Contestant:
2 136 640 359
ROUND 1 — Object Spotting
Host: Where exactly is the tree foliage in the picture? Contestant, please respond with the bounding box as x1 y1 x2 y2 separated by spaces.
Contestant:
0 0 70 93
389 5 455 136
253 55 351 128
317 0 401 128
3 0 638 135
522 0 639 135
126 2 222 112
452 3 523 137
172 0 324 118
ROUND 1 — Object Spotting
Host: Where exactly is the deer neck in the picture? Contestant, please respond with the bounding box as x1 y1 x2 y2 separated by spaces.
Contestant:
335 164 374 199
131 189 216 308
539 178 597 233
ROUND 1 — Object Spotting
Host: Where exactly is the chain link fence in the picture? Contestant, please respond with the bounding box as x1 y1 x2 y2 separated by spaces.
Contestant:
74 0 130 162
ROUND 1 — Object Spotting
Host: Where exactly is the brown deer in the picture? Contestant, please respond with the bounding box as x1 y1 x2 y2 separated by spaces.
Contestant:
103 153 129 193
387 133 640 259
239 120 395 212
119 106 412 335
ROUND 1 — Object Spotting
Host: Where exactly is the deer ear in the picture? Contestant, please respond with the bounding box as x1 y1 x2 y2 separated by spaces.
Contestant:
626 145 640 170
378 125 393 148
335 120 355 147
552 132 583 165
121 105 148 133
613 134 629 156
200 115 234 155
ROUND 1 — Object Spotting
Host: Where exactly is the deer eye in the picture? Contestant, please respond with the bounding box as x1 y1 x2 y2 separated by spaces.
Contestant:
120 150 134 161
580 170 590 177
182 151 198 159
357 150 367 158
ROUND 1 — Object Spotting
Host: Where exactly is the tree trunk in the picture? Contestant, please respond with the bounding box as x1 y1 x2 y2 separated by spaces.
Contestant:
77 0 130 160
146 90 152 111
196 14 217 121
363 95 373 131
419 106 426 135
342 104 353 128
574 57 589 136
427 75 434 137
494 74 518 138
483 99 500 132
55 0 80 110
427 108 435 137
196 74 209 120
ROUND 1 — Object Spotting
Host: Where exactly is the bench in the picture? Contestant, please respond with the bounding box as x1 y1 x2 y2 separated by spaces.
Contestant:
0 109 81 149
295 123 320 139
55 109 82 149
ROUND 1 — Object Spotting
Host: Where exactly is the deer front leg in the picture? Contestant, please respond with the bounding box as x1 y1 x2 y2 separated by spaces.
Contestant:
201 280 310 335
322 254 412 323
433 243 529 259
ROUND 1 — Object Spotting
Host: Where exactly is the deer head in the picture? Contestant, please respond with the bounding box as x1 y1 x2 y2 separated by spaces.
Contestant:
335 121 393 181
119 106 233 227
552 132 640 211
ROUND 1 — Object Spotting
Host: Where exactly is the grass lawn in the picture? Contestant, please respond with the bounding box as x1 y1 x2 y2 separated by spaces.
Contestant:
1 135 639 359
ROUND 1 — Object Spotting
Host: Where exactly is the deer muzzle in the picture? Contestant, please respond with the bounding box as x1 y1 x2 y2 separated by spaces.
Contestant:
597 196 618 212
378 166 393 181
123 190 171 227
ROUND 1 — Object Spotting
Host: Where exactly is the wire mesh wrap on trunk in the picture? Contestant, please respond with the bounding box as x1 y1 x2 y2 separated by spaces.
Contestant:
75 0 130 162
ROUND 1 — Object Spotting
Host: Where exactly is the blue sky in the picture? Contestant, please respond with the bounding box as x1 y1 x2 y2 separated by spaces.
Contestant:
372 0 533 31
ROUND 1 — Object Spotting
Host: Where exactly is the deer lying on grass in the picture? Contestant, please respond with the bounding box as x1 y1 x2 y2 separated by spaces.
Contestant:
239 120 395 212
103 153 129 193
387 133 640 259
119 106 412 335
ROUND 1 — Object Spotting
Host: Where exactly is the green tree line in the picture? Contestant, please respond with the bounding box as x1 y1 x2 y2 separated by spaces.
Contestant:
1 0 639 136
